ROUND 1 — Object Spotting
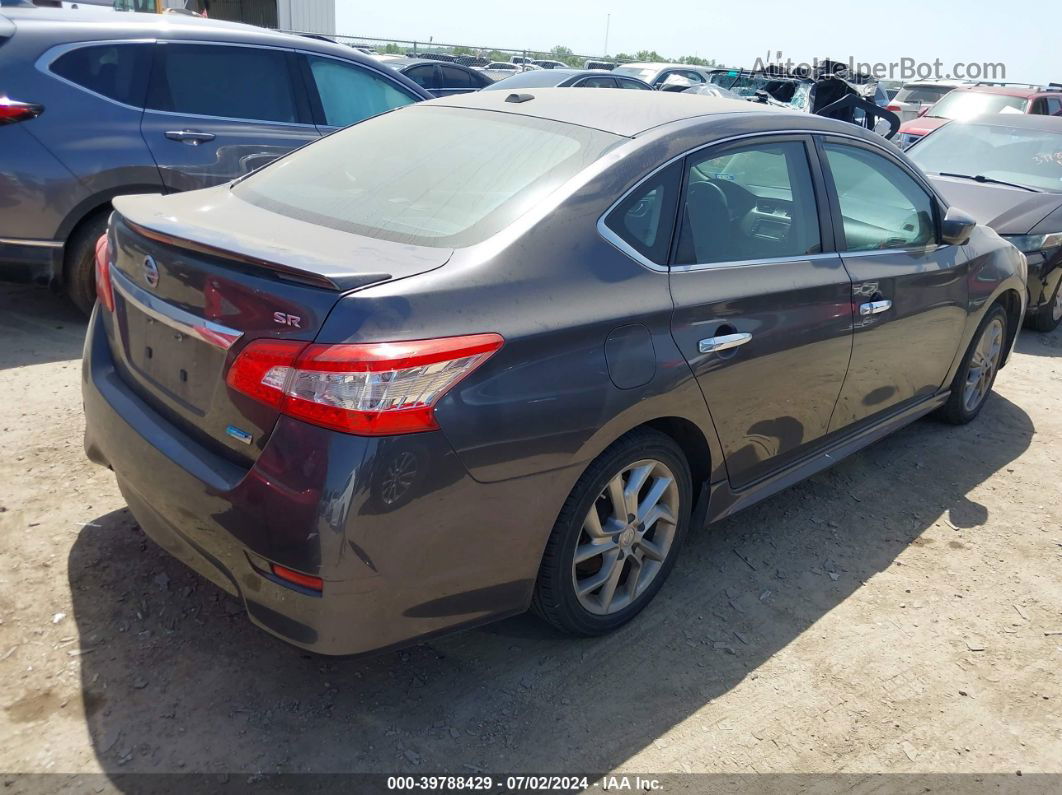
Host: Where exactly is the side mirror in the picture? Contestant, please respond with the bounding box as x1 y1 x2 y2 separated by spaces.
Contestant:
941 206 977 245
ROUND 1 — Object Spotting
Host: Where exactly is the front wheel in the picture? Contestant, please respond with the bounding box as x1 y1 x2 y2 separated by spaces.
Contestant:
938 304 1008 425
531 429 692 636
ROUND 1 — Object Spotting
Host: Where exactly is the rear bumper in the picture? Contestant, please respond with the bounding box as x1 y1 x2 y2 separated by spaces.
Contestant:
0 238 63 285
82 308 569 655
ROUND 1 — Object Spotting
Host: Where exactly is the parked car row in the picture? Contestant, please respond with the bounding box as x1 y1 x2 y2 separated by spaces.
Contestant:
0 7 433 312
0 6 1058 658
895 82 1062 148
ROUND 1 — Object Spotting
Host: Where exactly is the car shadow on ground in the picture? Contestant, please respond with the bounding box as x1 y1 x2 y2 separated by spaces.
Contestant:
1013 324 1062 358
0 285 86 370
67 393 1034 780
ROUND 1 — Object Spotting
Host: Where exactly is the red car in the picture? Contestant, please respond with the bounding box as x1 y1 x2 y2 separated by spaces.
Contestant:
897 83 1062 148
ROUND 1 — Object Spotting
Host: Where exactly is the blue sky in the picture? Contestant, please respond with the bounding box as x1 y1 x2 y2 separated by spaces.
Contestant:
336 0 1055 85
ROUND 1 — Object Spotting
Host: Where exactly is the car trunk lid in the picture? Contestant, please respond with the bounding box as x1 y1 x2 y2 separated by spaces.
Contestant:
104 189 452 464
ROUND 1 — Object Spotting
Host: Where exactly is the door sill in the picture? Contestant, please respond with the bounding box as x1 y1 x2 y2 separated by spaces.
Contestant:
705 392 949 525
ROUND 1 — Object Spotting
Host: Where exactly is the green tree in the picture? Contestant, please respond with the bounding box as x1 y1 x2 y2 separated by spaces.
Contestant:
549 45 581 67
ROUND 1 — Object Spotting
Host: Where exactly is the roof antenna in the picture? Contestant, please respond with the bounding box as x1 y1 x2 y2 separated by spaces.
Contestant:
505 93 535 103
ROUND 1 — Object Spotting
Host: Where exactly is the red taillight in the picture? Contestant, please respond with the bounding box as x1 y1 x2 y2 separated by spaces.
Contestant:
270 563 323 591
226 333 504 435
0 96 44 125
885 102 901 112
94 232 115 312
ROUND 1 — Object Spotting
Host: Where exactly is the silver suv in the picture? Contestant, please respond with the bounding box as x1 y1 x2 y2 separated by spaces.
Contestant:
0 7 429 312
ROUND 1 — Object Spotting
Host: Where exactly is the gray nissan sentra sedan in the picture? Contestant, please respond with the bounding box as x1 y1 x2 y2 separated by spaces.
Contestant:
83 90 1027 655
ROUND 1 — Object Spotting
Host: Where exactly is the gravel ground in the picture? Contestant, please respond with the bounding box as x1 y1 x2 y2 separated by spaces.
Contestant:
0 282 1060 784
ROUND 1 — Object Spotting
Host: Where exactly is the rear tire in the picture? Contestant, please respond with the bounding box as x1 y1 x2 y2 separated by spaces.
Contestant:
1025 277 1062 333
63 212 109 316
531 429 692 636
938 304 1008 425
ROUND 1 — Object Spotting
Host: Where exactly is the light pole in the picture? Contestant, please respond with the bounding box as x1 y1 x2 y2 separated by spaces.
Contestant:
603 13 610 58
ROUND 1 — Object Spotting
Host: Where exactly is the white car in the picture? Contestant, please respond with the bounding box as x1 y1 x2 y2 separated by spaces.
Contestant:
612 62 716 89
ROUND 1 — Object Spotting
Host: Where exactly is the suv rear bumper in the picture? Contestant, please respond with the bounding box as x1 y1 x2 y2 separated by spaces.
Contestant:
0 238 62 285
82 308 568 655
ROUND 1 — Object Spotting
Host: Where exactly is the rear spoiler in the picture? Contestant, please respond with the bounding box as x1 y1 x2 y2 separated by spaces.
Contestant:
121 217 391 292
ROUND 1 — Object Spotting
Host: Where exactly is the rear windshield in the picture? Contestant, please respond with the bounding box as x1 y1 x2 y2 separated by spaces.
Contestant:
929 91 1028 120
894 85 952 104
234 106 622 247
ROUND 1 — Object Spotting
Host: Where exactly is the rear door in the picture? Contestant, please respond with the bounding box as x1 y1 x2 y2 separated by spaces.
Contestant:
140 41 319 192
663 135 854 488
818 137 969 431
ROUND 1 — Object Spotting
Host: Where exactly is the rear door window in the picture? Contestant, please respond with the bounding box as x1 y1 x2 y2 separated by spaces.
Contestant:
675 141 821 265
147 43 299 123
403 64 437 90
439 65 472 89
50 43 152 106
616 78 651 90
307 55 419 127
577 76 617 88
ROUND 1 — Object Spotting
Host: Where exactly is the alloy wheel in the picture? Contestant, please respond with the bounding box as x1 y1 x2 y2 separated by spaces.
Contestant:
571 459 680 616
1053 285 1062 323
963 316 1004 413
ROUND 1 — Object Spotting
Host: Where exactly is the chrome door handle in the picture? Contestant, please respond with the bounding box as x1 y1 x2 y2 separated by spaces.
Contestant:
859 299 892 316
699 332 752 354
165 130 216 145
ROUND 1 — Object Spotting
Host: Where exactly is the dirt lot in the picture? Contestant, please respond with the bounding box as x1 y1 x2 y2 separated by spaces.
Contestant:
1 281 1060 785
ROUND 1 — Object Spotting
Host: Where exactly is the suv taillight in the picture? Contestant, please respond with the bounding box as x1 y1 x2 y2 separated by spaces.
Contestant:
885 102 901 112
0 97 43 125
226 334 504 435
94 233 115 312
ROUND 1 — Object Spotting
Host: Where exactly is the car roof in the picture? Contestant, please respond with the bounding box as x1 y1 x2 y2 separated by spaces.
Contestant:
0 6 377 64
482 69 610 89
950 114 1062 132
617 62 704 71
430 87 794 136
386 57 454 69
953 83 1062 98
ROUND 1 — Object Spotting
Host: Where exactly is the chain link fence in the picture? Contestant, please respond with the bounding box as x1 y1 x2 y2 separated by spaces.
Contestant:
285 31 622 69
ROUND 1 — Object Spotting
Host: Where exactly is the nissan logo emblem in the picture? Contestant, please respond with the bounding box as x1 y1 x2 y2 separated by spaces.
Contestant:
143 256 160 289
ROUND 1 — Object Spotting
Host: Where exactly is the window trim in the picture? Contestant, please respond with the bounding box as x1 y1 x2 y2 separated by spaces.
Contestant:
816 135 944 253
37 39 157 111
144 40 314 127
598 130 843 273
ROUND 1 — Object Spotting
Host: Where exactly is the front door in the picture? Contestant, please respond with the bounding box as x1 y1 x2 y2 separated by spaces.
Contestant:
667 136 853 488
141 42 319 192
817 138 969 430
